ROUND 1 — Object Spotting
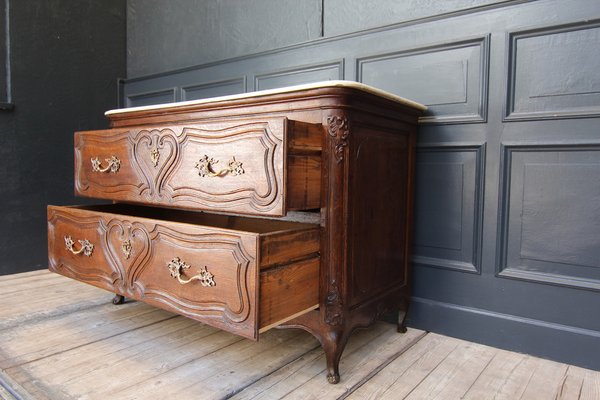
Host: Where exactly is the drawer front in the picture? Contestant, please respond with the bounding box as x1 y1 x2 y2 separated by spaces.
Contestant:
47 205 320 339
48 208 124 292
132 224 259 338
75 119 290 216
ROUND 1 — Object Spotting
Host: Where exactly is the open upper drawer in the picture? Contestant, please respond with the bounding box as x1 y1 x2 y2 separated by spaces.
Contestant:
74 118 322 217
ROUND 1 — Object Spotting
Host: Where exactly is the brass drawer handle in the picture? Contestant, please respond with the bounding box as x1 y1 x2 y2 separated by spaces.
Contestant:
168 257 216 287
195 155 244 178
91 156 121 173
64 235 94 257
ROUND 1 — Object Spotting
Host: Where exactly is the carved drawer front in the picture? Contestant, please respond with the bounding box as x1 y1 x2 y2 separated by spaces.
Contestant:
47 207 125 293
74 118 322 216
47 204 320 340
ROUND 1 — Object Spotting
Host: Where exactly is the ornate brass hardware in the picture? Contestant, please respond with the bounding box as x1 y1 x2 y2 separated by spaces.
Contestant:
167 257 216 287
64 235 94 257
121 239 132 259
195 155 244 178
91 156 121 173
150 146 160 167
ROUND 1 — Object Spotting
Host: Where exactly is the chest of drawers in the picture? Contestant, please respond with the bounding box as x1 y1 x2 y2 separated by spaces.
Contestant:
47 81 425 383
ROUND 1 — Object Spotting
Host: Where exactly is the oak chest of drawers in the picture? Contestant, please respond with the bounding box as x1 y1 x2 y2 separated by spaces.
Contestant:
48 81 425 383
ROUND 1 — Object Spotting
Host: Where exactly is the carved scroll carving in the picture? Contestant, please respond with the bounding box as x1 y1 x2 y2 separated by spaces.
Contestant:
325 279 343 326
326 116 350 163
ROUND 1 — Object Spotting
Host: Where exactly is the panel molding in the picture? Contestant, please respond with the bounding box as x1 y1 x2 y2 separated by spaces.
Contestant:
181 77 246 101
413 142 486 274
123 1 531 83
253 60 344 91
497 142 600 291
504 19 600 121
357 36 490 125
125 88 177 108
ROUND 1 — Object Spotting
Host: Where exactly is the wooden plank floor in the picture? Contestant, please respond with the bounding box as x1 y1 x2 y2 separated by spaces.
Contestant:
1 271 599 400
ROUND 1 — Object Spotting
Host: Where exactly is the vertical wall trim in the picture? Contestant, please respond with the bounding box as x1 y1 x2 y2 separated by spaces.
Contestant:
4 0 10 103
320 0 325 37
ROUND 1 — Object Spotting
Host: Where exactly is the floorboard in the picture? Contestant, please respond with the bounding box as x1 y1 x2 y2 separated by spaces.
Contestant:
1 270 599 400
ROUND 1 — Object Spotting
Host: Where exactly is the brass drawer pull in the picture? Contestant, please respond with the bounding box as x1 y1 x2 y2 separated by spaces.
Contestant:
168 257 216 287
91 156 121 173
195 155 244 178
64 235 94 257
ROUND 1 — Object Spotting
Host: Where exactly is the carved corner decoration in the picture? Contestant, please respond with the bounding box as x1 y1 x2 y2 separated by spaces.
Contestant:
324 279 343 325
326 115 350 163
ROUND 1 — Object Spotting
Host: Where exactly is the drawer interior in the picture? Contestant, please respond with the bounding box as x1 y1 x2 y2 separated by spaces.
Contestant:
72 203 317 234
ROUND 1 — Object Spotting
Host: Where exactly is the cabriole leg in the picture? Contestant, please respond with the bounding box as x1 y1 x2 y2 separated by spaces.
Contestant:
274 311 350 384
322 329 350 384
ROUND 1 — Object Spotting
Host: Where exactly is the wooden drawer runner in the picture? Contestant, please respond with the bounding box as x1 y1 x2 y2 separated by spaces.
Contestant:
74 118 322 217
48 204 320 339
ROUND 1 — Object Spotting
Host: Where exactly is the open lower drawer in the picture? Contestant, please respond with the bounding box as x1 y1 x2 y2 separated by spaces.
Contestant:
47 204 320 339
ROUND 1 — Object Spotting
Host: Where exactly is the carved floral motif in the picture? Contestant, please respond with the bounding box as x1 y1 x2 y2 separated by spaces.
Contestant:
325 279 343 325
326 116 350 163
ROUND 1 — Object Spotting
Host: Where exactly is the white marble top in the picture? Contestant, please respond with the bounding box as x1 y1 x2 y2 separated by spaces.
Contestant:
105 80 427 116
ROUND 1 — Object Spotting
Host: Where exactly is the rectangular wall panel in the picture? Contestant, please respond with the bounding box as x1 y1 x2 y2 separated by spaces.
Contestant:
126 88 177 108
182 78 246 101
413 144 485 273
506 21 600 120
254 61 343 91
358 37 489 124
498 144 600 290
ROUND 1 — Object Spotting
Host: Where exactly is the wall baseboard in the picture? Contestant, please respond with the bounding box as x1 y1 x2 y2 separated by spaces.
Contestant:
408 296 600 370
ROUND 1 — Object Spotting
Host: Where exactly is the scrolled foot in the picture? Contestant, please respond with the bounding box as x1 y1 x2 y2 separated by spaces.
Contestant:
327 373 340 384
397 325 408 333
112 294 125 305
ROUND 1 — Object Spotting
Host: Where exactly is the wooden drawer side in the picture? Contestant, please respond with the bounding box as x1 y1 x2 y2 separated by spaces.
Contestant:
259 257 320 332
287 120 322 211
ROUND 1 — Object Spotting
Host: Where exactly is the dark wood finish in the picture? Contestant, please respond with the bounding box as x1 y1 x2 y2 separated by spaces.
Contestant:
48 204 320 340
49 83 424 383
74 118 322 217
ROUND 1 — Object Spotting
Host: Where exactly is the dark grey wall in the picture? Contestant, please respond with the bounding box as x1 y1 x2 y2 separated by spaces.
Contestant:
323 0 505 36
119 0 600 371
127 0 322 77
126 0 509 78
0 0 125 275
